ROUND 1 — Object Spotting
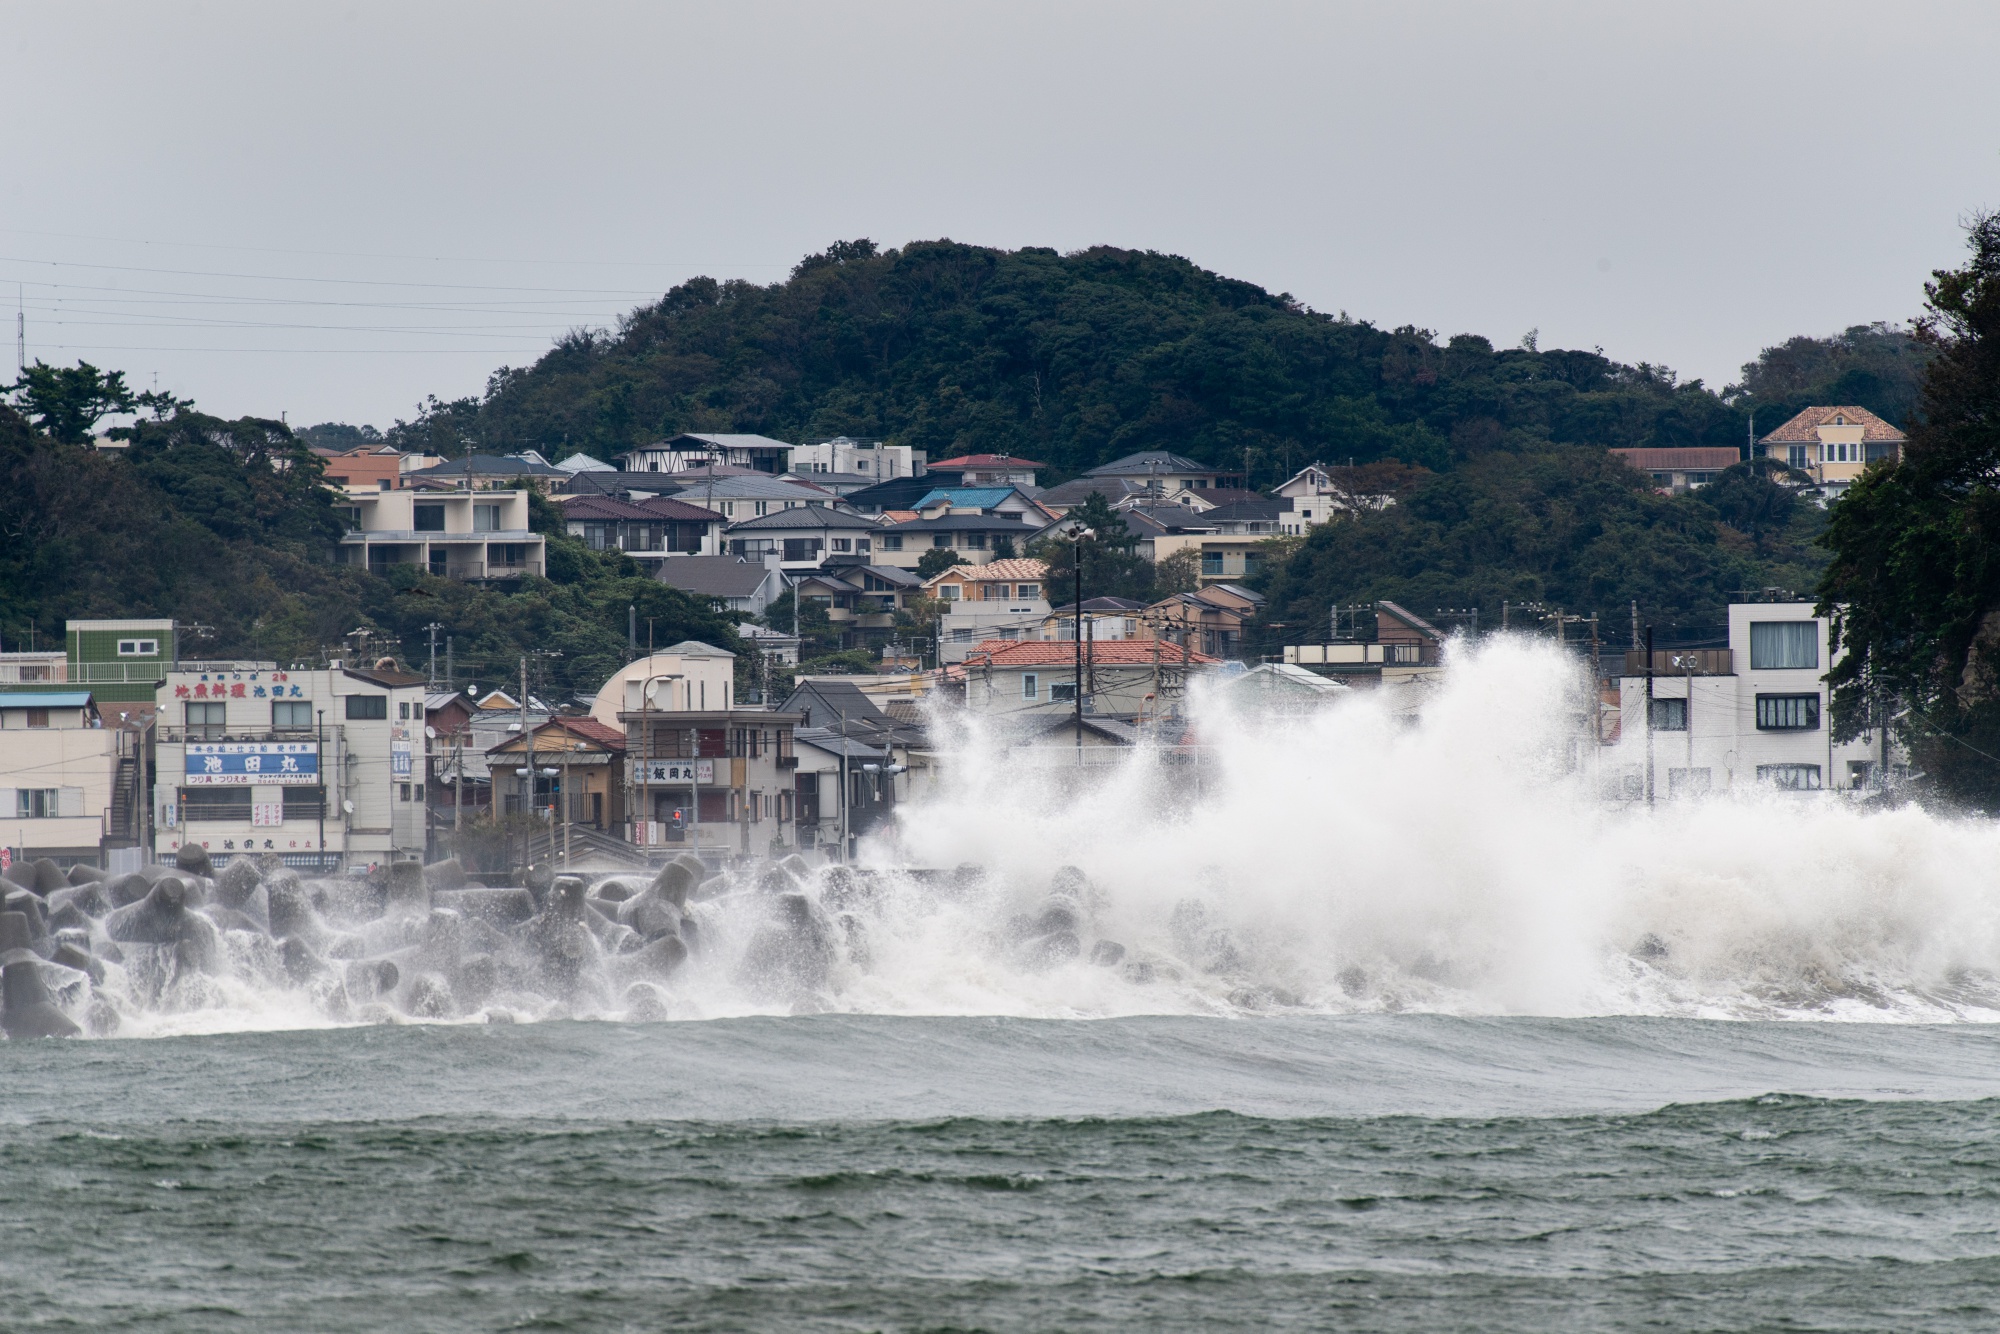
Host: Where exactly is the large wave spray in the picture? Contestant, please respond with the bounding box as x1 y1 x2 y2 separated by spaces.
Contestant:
13 636 2000 1038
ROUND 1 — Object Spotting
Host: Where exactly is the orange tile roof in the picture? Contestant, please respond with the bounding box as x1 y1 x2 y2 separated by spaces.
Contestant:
1758 405 1906 444
930 453 1047 470
964 638 1218 668
925 557 1048 587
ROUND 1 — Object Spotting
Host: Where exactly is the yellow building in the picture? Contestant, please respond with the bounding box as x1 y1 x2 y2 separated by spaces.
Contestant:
1758 405 1905 493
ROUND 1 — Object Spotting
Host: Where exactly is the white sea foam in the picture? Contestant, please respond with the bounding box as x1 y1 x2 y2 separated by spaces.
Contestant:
65 636 2000 1034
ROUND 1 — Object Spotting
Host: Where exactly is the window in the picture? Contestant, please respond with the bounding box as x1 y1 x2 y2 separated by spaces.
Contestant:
1667 767 1711 797
16 789 57 819
270 700 313 732
1018 584 1039 600
755 501 769 518
377 478 392 490
1749 622 1818 670
933 534 952 548
965 532 985 550
1648 697 1687 731
25 708 49 729
428 549 448 576
1756 693 1820 731
283 786 324 820
940 585 960 600
474 503 501 532
399 783 412 802
1788 445 1809 470
1022 673 1038 701
182 786 251 820
1201 552 1225 576
413 504 445 532
117 639 158 657
782 538 823 562
880 534 903 551
856 539 871 554
1049 681 1077 703
491 544 528 567
952 627 974 642
832 538 851 553
1758 763 1823 791
345 694 388 721
186 701 227 740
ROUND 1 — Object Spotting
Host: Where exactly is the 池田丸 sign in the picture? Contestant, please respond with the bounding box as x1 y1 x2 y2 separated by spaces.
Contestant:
184 742 319 786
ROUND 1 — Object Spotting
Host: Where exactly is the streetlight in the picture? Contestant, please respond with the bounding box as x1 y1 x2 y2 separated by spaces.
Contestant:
1061 522 1096 765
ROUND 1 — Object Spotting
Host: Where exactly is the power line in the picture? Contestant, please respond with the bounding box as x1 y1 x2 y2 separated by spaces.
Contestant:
0 225 790 271
0 254 669 296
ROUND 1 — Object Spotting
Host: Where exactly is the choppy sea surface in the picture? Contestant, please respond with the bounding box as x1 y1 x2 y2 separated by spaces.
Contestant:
6 1014 2000 1332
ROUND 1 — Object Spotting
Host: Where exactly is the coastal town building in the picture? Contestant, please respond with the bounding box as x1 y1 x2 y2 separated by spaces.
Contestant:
788 437 926 481
617 433 795 475
0 691 136 868
1607 601 1900 797
332 487 546 580
559 493 724 564
155 661 427 870
655 554 789 617
1609 447 1745 494
925 453 1044 488
1757 406 1906 494
724 505 880 569
927 558 1051 663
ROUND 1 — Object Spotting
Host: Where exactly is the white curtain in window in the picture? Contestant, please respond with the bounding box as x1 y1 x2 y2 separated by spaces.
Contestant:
1750 621 1818 670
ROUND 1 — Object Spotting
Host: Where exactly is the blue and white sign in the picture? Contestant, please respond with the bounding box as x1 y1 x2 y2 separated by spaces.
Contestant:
185 742 320 786
641 760 712 784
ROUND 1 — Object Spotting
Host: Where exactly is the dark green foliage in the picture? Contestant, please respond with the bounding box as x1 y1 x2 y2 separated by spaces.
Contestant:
439 240 1752 486
299 422 384 450
915 548 970 579
1030 493 1161 604
1262 445 1826 643
1734 322 1933 434
1819 215 2000 807
7 360 135 444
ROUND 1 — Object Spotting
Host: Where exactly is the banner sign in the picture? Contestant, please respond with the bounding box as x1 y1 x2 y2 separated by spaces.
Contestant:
641 760 711 784
391 739 414 777
185 742 320 786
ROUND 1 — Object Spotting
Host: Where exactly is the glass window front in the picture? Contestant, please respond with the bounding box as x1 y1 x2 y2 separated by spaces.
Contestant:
1750 621 1818 670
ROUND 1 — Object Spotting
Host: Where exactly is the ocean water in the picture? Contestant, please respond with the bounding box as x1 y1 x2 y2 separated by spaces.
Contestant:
12 638 2000 1328
6 1016 2000 1331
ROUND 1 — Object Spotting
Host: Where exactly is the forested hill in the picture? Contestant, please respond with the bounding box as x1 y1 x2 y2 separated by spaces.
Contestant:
407 239 1758 484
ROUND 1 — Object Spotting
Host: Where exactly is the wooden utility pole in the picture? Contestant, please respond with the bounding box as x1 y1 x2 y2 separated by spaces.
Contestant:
1644 626 1656 808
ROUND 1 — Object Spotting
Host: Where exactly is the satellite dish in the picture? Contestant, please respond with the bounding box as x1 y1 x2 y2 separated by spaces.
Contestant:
341 800 355 815
425 725 437 739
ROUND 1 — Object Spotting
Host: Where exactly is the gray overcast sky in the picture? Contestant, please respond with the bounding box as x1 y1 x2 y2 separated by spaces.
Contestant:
5 1 1998 429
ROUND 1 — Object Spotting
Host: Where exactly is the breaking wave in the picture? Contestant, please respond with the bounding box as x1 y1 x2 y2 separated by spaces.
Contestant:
8 635 2000 1038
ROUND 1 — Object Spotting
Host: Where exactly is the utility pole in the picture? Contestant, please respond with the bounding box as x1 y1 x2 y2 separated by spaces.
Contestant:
425 623 442 689
1074 543 1084 766
15 284 23 376
445 636 454 694
1630 600 1641 654
519 656 530 869
1644 626 1655 809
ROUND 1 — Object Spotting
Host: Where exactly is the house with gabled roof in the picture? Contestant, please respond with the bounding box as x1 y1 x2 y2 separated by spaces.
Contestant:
1084 449 1234 492
618 432 797 475
926 558 1052 663
724 504 882 570
927 453 1045 487
960 637 1217 724
1758 406 1905 493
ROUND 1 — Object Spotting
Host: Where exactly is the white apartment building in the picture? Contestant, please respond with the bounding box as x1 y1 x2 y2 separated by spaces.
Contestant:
332 487 545 579
156 663 428 870
789 437 925 481
1609 602 1897 798
0 692 128 867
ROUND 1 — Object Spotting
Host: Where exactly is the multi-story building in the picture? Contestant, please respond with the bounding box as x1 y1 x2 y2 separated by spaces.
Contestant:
961 638 1219 723
559 494 724 566
592 643 804 860
0 649 68 687
926 453 1043 488
1758 406 1906 495
332 488 546 580
927 558 1051 663
618 433 796 476
1607 601 1898 797
789 437 926 481
871 512 1037 569
725 505 882 569
155 662 428 870
0 691 137 868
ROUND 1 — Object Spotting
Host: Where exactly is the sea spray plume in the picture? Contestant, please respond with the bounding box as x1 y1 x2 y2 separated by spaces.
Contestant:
14 635 2000 1036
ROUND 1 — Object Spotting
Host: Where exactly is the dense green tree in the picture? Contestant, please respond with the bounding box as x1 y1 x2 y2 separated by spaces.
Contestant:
429 240 1752 485
1262 445 1824 644
915 548 970 579
1732 322 1933 434
1819 215 2000 807
1030 492 1160 604
7 360 135 444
